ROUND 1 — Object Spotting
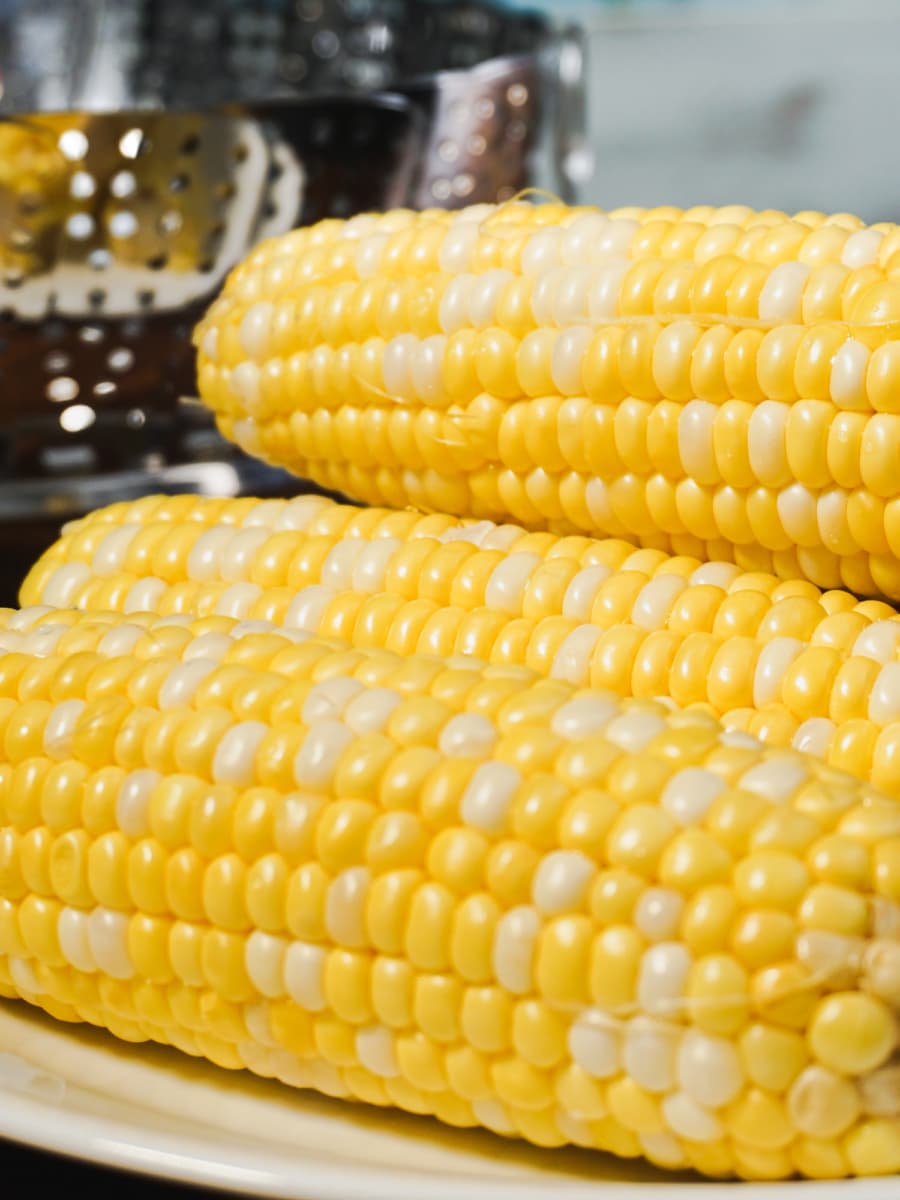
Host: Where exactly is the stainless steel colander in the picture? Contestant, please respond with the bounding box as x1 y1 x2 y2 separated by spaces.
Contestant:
0 0 587 590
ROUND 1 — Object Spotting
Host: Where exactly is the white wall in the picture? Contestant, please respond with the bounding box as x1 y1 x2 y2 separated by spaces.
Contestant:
560 1 900 222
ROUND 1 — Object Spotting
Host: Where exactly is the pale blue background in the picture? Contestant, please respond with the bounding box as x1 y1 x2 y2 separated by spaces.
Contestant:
520 0 900 222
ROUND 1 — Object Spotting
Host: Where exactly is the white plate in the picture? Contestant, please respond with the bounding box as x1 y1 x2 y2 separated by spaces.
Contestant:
0 1001 893 1200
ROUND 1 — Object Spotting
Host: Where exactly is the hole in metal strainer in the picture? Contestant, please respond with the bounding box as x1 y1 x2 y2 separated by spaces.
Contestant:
111 170 138 199
118 128 146 160
58 129 89 161
158 211 183 236
59 404 96 433
45 376 79 404
66 213 95 241
108 211 139 239
43 352 71 374
107 348 135 373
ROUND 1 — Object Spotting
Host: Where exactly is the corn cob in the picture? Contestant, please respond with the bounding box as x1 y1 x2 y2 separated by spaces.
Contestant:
23 492 900 797
0 118 74 279
194 201 900 599
0 604 897 1179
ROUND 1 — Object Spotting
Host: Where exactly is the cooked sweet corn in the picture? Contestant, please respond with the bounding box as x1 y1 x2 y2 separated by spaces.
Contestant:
194 201 900 598
23 492 900 795
0 604 897 1179
0 118 73 278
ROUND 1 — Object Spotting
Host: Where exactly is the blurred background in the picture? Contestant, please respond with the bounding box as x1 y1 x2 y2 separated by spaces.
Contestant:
0 0 897 601
520 0 900 222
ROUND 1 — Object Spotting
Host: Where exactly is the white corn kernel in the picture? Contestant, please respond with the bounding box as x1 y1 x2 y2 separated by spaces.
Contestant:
87 908 134 980
568 1011 622 1079
187 527 233 581
438 713 497 759
41 562 91 608
355 1026 399 1078
637 943 692 1018
830 338 870 410
122 577 167 614
492 905 540 994
468 269 513 327
748 401 791 487
532 850 594 915
302 677 364 725
57 907 96 974
551 694 619 740
461 762 520 834
92 524 140 575
158 659 218 710
272 495 331 531
229 361 262 414
604 710 666 753
220 527 270 582
484 553 541 614
661 767 725 825
213 582 263 619
678 401 718 485
853 619 900 663
758 261 809 322
661 1091 723 1143
676 1029 743 1109
868 662 900 724
550 625 601 684
43 700 85 761
284 941 327 1012
244 932 287 998
321 539 364 590
212 721 268 787
622 1016 679 1093
352 539 401 593
238 301 274 360
294 721 354 790
562 565 611 620
115 769 160 837
634 888 684 942
325 867 370 948
753 637 805 707
689 561 741 589
550 326 592 395
739 755 808 802
841 228 884 268
631 574 687 631
343 687 401 735
587 259 630 320
285 585 333 632
792 717 835 758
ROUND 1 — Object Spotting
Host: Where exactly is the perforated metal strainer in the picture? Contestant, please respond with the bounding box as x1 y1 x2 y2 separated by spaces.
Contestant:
0 0 587 582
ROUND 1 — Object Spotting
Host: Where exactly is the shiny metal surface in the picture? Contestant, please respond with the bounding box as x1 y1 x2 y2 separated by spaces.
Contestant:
0 0 586 528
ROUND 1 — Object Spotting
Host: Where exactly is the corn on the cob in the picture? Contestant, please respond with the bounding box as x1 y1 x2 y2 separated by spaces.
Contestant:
0 604 897 1180
0 118 73 278
195 201 900 599
23 492 900 796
